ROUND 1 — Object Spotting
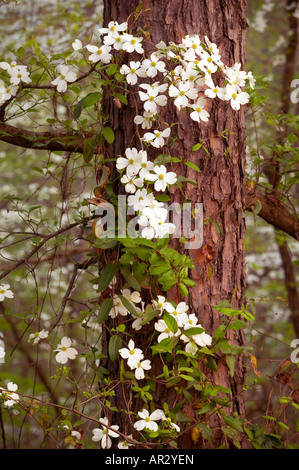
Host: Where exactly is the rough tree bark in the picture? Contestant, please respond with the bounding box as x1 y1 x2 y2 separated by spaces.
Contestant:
101 0 248 448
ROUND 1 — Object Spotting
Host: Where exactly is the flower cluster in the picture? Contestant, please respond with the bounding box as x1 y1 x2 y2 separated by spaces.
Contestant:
0 381 19 408
116 147 177 239
134 408 180 433
153 297 212 353
119 339 151 380
0 61 31 101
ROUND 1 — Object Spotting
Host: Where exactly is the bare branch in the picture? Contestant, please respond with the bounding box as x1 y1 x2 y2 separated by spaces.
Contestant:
0 121 86 152
245 187 299 241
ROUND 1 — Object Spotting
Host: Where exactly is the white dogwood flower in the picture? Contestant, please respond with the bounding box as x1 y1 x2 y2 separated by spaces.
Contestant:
168 81 198 109
121 33 144 54
0 284 14 301
165 301 189 327
9 67 31 85
142 128 171 148
0 85 18 101
121 174 144 193
116 147 143 176
154 319 180 342
204 81 226 100
98 21 127 36
86 44 112 64
141 52 166 78
121 288 141 305
51 65 77 92
134 110 156 129
132 359 152 380
138 86 167 113
72 39 83 51
189 97 210 122
55 337 78 364
109 295 128 318
120 61 146 85
128 188 153 212
28 329 49 345
118 435 134 449
224 84 249 110
146 165 177 192
119 340 144 369
92 417 119 449
152 295 173 313
134 409 164 432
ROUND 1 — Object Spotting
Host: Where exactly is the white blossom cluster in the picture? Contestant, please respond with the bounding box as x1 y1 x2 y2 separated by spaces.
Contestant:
93 22 254 240
0 60 31 100
0 381 19 408
109 288 212 379
116 148 177 239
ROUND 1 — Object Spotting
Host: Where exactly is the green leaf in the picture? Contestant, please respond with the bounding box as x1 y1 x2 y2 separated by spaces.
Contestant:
205 356 218 371
155 194 171 202
97 298 113 324
107 63 118 75
176 175 198 187
197 401 216 415
223 415 243 433
197 423 213 444
180 374 195 382
109 335 122 361
141 306 161 325
73 92 102 119
149 263 171 275
118 295 140 318
151 337 177 354
183 327 204 336
82 92 102 108
163 313 178 334
93 237 118 249
98 261 118 293
102 126 115 144
175 412 193 423
287 133 297 144
225 354 235 377
212 220 221 235
239 308 255 322
178 283 189 297
184 161 201 172
192 143 202 151
277 421 289 430
83 134 102 163
113 92 128 106
120 267 141 291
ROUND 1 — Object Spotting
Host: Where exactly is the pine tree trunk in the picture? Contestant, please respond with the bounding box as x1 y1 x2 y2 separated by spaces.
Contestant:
101 0 248 448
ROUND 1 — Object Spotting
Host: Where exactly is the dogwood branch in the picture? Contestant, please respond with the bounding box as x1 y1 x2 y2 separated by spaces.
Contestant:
0 121 86 152
245 187 299 241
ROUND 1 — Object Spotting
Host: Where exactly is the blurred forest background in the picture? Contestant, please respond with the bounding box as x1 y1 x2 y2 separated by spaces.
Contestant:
0 0 298 448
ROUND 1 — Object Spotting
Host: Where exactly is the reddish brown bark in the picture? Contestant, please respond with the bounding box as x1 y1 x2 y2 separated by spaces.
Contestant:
101 0 248 448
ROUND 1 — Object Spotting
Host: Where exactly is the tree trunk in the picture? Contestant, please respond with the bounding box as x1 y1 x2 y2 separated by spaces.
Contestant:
101 0 248 448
